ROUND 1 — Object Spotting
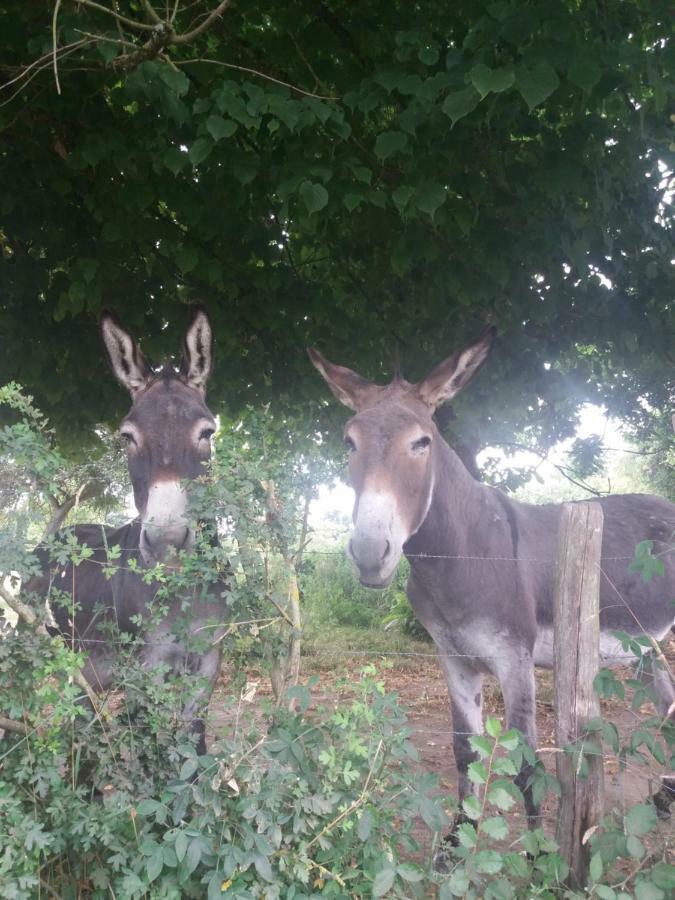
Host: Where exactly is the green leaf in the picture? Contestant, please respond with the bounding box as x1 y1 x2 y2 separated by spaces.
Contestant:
188 138 213 166
179 757 198 781
634 880 665 900
481 816 509 840
253 854 275 882
626 835 645 859
146 850 164 883
184 838 202 876
568 61 601 94
372 865 396 896
468 761 489 784
175 831 188 863
158 66 190 97
457 821 477 848
136 798 159 816
469 735 493 757
418 46 440 66
487 785 516 811
516 62 560 110
651 862 675 891
625 803 657 836
462 795 482 819
164 147 189 175
498 730 521 751
442 87 481 124
358 808 374 841
590 852 603 882
392 185 414 213
343 193 362 211
445 868 470 897
397 862 424 882
595 886 616 900
374 130 408 160
486 717 502 739
416 182 446 219
205 115 237 141
299 180 329 213
470 64 515 98
474 850 503 874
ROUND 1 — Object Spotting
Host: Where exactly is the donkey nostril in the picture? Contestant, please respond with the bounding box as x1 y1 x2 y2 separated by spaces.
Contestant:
381 540 391 561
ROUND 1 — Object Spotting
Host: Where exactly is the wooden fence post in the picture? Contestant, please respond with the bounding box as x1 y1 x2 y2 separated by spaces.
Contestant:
553 501 605 889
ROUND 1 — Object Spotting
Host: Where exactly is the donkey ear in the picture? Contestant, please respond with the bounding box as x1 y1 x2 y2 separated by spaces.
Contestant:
100 311 152 393
416 326 496 408
308 348 374 411
180 307 213 392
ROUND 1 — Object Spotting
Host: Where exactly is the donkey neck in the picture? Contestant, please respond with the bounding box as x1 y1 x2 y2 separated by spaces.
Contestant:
404 436 499 566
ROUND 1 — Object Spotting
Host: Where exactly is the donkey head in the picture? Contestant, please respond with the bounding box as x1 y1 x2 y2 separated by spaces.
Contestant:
100 308 216 567
309 327 495 587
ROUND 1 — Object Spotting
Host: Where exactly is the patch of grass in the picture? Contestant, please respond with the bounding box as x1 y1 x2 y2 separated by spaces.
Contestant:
302 622 434 674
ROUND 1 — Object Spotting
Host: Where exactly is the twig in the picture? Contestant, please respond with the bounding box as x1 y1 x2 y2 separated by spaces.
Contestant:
305 739 384 852
173 57 339 100
70 0 159 31
140 0 163 24
0 714 28 736
52 0 63 94
172 0 231 43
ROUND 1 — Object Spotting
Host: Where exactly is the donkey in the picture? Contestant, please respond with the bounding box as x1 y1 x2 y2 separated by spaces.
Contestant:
25 308 226 754
310 329 675 839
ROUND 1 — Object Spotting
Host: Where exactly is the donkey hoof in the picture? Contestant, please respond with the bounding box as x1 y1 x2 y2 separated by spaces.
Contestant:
652 777 675 821
432 843 452 874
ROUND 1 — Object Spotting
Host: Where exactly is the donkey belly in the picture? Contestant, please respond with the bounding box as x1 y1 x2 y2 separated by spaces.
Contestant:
533 623 671 669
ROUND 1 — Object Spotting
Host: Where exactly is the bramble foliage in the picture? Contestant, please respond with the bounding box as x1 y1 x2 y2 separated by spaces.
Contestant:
0 638 448 899
1 391 674 898
1 1 673 470
1 385 451 898
434 718 674 900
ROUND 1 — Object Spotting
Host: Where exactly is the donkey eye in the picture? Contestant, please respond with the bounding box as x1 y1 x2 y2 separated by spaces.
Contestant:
344 435 356 453
412 435 432 452
199 428 215 442
119 430 137 446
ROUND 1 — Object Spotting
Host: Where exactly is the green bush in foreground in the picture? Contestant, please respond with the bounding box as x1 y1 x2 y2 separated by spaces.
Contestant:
0 639 447 899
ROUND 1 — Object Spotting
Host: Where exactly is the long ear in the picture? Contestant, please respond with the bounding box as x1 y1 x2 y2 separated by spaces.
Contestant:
180 307 213 392
308 348 374 411
100 311 152 393
416 325 496 408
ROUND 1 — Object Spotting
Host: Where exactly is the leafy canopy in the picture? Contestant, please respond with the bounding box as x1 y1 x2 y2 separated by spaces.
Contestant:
0 1 673 458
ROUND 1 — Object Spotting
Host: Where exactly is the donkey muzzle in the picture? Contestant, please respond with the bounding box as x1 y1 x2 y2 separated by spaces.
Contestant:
140 523 192 566
348 534 396 588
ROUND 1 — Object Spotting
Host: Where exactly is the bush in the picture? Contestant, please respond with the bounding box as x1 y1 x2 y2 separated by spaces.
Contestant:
301 547 396 629
0 640 447 899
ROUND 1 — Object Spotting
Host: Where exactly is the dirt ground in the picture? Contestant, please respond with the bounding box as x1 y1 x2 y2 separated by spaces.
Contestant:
210 634 674 865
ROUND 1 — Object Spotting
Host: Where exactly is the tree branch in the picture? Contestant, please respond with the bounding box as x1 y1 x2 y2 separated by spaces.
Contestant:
172 0 231 44
0 714 28 736
173 58 339 100
69 0 159 32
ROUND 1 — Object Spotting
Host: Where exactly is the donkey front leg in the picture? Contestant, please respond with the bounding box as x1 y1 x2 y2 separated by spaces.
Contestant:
433 652 484 872
437 653 484 803
182 643 224 755
496 653 540 828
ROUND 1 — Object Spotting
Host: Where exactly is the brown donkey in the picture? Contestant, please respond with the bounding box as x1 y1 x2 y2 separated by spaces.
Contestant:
310 329 675 848
26 309 226 754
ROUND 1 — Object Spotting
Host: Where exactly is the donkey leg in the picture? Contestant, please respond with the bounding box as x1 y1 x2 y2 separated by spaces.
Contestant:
633 652 675 819
182 643 224 755
434 652 484 870
497 655 540 827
